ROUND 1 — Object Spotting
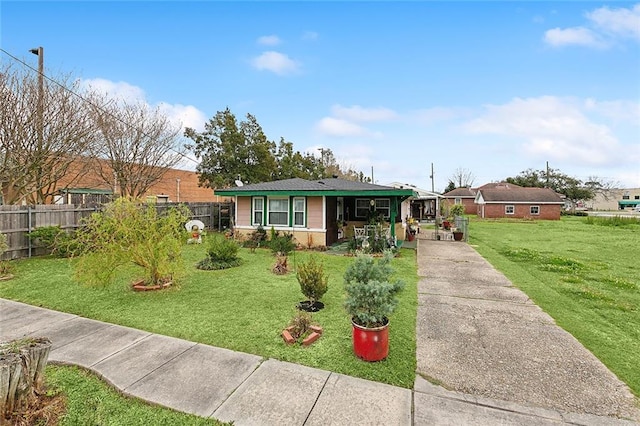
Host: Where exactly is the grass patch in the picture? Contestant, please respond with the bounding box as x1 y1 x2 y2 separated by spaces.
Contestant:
0 244 418 388
45 365 226 425
584 215 640 227
469 216 640 396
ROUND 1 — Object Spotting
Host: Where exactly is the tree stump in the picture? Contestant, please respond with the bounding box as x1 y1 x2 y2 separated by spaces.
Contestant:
0 337 52 421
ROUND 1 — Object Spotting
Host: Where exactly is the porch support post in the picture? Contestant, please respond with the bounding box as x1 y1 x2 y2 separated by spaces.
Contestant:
390 197 397 240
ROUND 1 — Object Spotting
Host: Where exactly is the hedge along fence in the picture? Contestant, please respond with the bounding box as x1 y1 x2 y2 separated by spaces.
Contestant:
0 202 234 260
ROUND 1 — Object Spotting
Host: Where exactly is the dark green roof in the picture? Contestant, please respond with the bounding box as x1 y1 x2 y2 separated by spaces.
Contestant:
60 188 113 195
215 178 416 197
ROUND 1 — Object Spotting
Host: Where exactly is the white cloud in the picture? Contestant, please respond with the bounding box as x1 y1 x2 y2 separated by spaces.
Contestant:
80 78 207 132
251 51 300 75
587 4 640 40
314 117 372 137
257 35 281 46
157 102 207 132
544 3 640 48
544 27 604 48
330 105 398 122
80 78 146 102
583 99 640 124
464 96 623 166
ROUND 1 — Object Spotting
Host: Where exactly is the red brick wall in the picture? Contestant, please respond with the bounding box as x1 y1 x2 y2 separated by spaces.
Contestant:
443 197 476 215
479 204 561 220
53 158 223 203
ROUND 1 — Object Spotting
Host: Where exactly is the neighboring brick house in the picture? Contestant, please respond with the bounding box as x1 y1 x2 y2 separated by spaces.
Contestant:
474 183 564 220
442 187 477 215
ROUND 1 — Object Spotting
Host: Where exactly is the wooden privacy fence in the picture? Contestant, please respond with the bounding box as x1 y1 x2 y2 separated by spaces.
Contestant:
0 202 234 260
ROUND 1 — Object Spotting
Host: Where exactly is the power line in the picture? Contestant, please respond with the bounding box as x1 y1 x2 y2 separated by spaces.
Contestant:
0 48 201 167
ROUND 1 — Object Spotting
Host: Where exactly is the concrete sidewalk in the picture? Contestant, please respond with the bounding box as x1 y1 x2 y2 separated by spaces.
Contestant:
1 237 639 424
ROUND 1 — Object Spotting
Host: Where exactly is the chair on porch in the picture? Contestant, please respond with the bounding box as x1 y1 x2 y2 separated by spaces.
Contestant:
353 226 367 242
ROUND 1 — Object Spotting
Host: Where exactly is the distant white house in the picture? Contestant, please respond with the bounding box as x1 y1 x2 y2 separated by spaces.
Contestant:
387 182 443 222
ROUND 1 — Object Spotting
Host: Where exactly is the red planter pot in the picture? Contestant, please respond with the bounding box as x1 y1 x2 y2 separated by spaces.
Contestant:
352 319 389 362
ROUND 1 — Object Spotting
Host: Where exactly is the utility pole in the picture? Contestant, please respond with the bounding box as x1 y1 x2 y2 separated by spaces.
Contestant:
30 47 44 202
317 148 325 178
429 163 435 192
546 161 550 188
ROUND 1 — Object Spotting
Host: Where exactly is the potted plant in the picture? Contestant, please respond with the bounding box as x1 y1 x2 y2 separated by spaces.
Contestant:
296 254 328 312
405 217 418 241
72 197 191 289
343 251 405 361
452 227 464 241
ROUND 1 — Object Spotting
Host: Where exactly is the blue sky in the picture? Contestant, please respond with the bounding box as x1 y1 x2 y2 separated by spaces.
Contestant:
2 1 639 191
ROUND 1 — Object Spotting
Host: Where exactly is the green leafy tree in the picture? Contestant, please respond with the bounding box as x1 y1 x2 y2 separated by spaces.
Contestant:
443 180 456 193
185 108 280 188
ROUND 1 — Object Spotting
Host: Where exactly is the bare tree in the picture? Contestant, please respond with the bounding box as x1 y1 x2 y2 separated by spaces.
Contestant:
1 63 97 204
88 95 187 198
449 167 475 188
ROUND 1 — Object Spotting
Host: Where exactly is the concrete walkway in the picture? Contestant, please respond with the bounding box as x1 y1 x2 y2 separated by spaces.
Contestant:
1 238 639 424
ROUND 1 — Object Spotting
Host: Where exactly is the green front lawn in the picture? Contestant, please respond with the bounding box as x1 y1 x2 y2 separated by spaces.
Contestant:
469 216 640 397
0 245 418 388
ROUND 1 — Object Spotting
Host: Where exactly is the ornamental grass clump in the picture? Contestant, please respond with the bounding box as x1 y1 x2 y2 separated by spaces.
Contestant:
296 255 328 304
196 233 242 270
344 251 405 328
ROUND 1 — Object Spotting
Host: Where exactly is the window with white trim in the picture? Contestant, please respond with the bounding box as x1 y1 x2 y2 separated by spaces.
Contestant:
505 205 515 215
268 198 289 225
530 205 540 215
375 198 391 219
455 197 461 204
293 197 305 227
252 197 264 225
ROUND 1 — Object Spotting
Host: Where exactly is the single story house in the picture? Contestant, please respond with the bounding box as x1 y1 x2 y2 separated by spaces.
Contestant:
214 177 416 247
474 183 564 220
442 187 477 215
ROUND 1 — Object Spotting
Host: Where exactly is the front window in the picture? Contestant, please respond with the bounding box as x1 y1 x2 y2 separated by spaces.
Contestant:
530 206 540 215
293 197 305 227
505 205 515 215
253 197 264 225
375 199 391 219
268 198 288 225
355 199 370 218
455 197 461 204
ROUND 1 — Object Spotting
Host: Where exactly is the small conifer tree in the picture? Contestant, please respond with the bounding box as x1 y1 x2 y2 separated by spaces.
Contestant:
343 251 405 328
296 255 328 303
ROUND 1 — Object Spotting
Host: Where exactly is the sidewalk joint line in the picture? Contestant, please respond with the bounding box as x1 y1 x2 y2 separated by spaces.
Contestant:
302 371 331 425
